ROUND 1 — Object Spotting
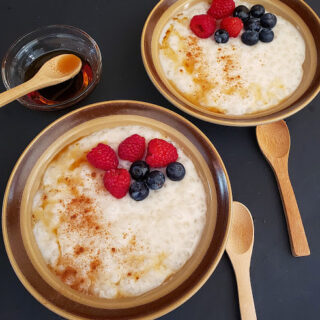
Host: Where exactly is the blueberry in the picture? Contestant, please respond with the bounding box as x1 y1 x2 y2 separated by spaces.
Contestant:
166 162 186 181
241 31 259 46
260 13 277 28
244 18 261 32
214 29 229 44
129 161 149 181
146 171 165 190
259 28 274 43
233 5 250 21
129 181 149 201
250 4 265 18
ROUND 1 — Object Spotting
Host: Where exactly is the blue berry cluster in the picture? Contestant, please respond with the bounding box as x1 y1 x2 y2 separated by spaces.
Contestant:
233 4 277 45
129 161 185 201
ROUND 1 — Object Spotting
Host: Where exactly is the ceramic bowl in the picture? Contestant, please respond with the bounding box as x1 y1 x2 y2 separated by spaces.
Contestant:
2 100 232 319
141 0 320 126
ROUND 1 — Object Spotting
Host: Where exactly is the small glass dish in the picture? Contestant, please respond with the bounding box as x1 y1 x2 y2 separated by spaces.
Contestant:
1 25 102 111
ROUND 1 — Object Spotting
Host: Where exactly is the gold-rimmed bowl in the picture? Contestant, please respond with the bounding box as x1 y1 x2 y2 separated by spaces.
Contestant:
141 0 320 126
2 100 232 320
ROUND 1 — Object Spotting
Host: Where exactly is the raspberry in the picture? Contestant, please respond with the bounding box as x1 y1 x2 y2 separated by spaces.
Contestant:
103 168 131 199
220 17 243 37
208 0 235 19
87 143 118 171
190 14 216 39
145 139 178 168
118 134 146 162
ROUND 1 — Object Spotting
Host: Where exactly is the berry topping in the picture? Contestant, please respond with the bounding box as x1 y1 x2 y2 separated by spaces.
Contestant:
145 138 178 168
129 161 149 180
87 143 118 171
103 168 131 199
259 28 274 43
166 162 186 181
190 14 216 39
214 29 229 43
233 5 250 21
260 13 277 28
250 4 265 18
220 17 243 38
129 181 149 201
118 134 146 162
208 0 235 19
244 18 261 32
146 171 165 190
241 30 259 46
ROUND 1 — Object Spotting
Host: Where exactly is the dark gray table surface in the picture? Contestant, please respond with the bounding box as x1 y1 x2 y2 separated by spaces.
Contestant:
0 1 319 319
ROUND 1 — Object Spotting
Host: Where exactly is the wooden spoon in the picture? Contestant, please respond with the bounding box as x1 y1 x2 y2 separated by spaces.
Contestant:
226 201 256 320
256 120 310 257
0 54 82 108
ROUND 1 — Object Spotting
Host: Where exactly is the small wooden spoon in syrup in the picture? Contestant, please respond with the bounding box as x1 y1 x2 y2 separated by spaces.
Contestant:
226 202 256 320
256 120 310 257
0 54 82 108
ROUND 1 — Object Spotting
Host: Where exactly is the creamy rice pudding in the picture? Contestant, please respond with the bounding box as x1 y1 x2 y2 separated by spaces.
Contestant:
32 126 207 298
159 0 306 115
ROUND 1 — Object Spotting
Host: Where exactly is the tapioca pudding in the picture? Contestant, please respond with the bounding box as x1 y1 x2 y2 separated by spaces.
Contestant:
159 0 306 115
32 125 207 298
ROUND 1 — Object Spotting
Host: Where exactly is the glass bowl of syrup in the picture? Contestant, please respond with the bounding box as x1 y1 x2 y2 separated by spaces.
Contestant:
2 25 102 110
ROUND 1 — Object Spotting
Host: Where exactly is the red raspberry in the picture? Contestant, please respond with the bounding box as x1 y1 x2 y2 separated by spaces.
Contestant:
220 17 243 37
103 168 131 199
118 134 146 162
87 143 118 171
145 139 178 168
190 14 216 39
208 0 235 19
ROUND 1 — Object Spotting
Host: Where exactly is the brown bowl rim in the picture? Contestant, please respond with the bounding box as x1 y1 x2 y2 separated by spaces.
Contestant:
2 100 232 320
141 0 320 126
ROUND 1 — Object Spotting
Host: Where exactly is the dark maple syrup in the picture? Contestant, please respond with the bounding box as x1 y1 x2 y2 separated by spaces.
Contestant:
24 50 93 105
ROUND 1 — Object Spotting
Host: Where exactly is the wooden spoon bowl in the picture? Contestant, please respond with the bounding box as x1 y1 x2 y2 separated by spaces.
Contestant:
0 54 82 108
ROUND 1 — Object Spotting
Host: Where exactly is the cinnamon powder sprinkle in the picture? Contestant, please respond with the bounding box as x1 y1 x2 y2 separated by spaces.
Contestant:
45 167 144 296
49 173 106 294
90 258 101 272
74 245 85 256
160 16 248 111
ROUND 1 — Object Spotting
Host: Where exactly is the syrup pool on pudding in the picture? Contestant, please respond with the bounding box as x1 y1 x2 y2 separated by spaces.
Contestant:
24 50 93 106
159 0 306 115
32 125 208 298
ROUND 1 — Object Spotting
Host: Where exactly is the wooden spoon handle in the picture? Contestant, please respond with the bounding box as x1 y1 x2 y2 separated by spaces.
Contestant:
273 159 310 257
0 79 38 108
234 263 257 320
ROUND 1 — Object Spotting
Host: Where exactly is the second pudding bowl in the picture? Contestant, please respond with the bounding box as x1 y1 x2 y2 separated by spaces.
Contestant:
141 0 320 126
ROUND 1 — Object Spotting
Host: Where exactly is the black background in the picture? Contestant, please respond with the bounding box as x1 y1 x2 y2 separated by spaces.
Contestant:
0 1 319 319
